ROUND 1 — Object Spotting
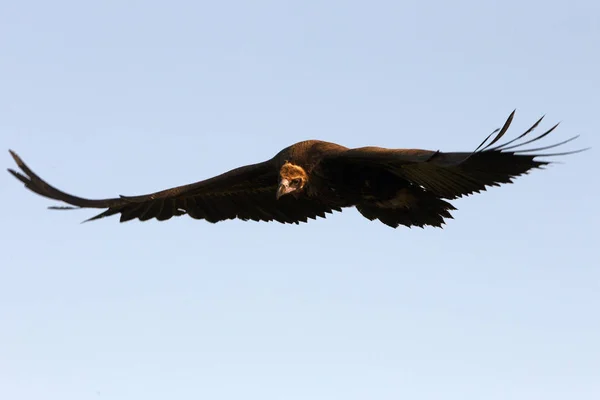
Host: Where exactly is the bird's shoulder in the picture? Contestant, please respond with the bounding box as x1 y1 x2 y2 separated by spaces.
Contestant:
276 140 348 168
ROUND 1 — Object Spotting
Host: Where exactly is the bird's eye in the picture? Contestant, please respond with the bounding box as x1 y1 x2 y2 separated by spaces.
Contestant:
291 178 301 186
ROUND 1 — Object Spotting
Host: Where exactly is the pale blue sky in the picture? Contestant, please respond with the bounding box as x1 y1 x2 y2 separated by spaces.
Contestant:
1 1 599 399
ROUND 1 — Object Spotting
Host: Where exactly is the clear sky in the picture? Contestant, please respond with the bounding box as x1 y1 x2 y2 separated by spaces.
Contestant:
1 1 599 399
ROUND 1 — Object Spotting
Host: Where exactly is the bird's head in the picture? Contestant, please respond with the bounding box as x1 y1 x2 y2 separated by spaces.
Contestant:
277 162 308 199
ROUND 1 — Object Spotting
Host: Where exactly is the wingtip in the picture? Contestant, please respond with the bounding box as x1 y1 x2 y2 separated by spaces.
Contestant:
536 114 546 125
7 167 29 185
7 168 19 180
8 149 24 166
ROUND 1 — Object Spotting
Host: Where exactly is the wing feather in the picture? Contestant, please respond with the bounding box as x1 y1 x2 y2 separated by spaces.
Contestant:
8 150 339 224
321 112 586 200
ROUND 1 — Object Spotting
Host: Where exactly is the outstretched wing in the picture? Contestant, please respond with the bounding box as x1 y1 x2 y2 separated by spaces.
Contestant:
7 151 340 224
320 111 587 200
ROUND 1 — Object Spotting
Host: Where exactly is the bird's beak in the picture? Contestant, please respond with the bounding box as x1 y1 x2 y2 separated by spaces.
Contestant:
276 179 293 199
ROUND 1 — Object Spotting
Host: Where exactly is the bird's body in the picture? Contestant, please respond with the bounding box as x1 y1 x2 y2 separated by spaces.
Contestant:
8 112 585 228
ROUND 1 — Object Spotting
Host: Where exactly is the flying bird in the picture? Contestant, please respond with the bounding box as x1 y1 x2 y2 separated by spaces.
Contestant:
7 111 585 228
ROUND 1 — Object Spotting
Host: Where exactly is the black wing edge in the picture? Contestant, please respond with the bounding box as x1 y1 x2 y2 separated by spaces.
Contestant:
460 110 590 163
7 149 124 213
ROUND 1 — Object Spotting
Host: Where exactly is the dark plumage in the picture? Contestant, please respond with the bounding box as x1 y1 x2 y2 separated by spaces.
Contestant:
8 111 586 228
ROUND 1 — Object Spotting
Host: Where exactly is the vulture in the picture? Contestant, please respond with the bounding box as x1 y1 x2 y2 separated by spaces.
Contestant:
8 111 585 229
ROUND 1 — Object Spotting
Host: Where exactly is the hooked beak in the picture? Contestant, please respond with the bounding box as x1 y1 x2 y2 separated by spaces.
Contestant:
276 179 294 199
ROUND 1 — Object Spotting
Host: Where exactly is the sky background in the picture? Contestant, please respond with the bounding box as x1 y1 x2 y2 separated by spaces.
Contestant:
1 1 599 399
